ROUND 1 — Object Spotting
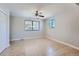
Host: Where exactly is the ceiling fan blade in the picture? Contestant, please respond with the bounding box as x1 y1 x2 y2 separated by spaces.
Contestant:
76 3 79 6
39 15 44 17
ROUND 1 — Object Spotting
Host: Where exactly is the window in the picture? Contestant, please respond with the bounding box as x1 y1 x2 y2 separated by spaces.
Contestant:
24 21 32 31
33 21 40 31
49 18 55 28
24 20 40 31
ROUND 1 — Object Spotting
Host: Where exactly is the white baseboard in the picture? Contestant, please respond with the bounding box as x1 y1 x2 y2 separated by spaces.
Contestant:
11 36 43 41
46 36 79 50
10 38 22 41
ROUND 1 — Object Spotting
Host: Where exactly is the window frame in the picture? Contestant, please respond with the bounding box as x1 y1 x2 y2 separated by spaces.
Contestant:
24 20 40 31
49 18 55 28
32 21 40 31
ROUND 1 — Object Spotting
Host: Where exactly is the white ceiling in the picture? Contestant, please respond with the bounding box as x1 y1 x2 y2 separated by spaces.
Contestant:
0 3 78 18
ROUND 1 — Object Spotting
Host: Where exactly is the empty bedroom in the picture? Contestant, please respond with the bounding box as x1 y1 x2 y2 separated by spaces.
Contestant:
0 3 79 56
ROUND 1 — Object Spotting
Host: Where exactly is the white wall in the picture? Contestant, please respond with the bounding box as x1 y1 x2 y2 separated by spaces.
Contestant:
45 4 79 48
10 16 44 41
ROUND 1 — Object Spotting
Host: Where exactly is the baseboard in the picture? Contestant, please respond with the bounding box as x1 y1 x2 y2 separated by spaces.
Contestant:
46 36 79 50
10 38 22 41
10 36 44 41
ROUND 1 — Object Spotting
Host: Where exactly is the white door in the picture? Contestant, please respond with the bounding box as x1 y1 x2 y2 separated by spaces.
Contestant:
0 11 9 53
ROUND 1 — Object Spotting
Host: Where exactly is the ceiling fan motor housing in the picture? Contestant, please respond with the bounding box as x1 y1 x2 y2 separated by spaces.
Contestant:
35 11 39 16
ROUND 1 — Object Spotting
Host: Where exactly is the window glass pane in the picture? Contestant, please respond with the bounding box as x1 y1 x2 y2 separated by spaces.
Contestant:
33 21 39 30
49 19 55 28
25 21 32 30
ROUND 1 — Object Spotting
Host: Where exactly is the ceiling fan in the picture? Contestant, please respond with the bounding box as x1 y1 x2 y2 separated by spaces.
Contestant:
75 3 79 6
35 11 44 17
